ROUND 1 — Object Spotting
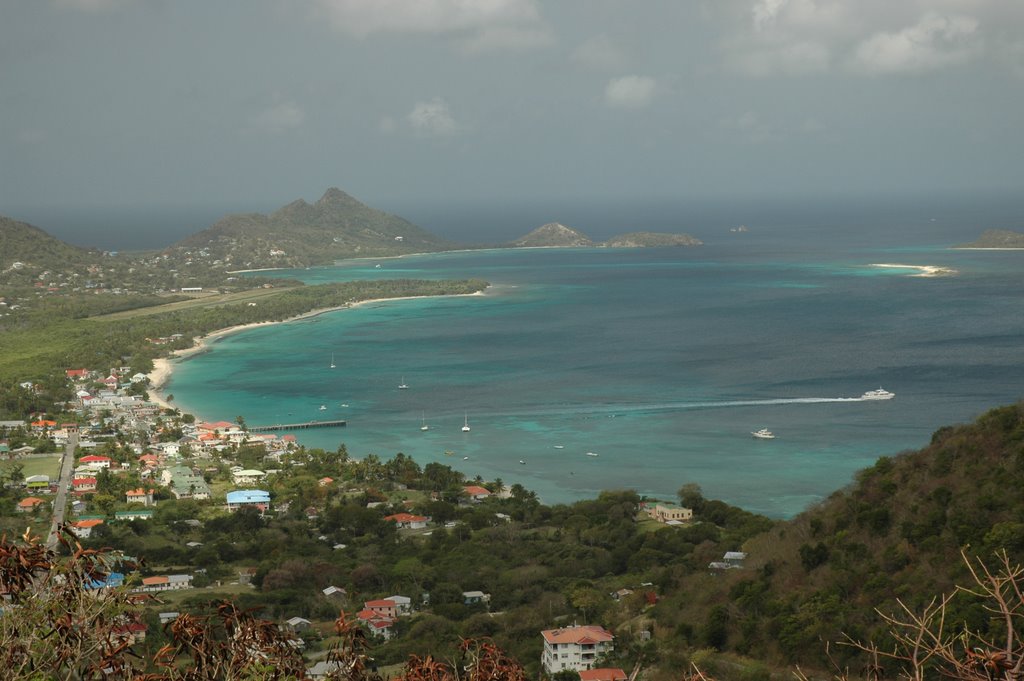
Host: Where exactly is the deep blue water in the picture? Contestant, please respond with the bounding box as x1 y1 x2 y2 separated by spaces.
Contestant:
164 218 1024 517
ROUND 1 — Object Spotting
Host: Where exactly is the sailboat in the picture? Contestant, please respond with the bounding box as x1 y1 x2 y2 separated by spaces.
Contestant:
330 353 336 369
461 413 471 432
420 413 429 432
398 376 408 390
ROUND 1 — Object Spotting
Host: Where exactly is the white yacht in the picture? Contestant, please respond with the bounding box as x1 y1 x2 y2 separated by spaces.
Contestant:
861 387 895 400
420 413 429 431
398 376 408 390
319 405 327 411
751 428 775 439
330 353 336 369
461 414 471 432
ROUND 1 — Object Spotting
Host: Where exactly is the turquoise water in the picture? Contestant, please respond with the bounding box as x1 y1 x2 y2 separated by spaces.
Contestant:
165 229 1024 517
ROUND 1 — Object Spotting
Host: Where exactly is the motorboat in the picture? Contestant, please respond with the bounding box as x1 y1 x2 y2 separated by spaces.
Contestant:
860 387 892 399
751 428 775 439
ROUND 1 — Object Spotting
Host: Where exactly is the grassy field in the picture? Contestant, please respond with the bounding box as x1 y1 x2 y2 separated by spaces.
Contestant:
147 581 256 606
1 455 62 479
95 286 301 320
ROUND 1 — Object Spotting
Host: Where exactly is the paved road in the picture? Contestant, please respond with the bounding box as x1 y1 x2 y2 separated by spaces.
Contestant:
46 432 78 550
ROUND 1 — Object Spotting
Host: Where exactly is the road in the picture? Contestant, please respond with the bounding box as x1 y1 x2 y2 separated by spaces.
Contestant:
46 432 78 550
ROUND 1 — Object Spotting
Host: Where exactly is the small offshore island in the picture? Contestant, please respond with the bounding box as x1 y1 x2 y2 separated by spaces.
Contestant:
956 228 1024 249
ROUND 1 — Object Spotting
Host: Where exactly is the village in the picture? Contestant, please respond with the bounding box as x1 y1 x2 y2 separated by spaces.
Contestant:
0 366 752 679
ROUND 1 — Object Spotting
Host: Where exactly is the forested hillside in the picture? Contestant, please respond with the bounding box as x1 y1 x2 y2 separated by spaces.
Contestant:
651 402 1024 670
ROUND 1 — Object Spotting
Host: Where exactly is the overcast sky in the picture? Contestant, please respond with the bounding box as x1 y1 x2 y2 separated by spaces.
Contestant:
3 0 1024 225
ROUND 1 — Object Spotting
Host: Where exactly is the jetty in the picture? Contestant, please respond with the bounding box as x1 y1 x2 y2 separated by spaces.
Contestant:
248 420 346 432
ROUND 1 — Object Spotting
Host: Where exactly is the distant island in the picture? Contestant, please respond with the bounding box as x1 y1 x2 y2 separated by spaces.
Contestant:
2 188 705 277
506 222 701 249
957 229 1024 249
601 231 702 248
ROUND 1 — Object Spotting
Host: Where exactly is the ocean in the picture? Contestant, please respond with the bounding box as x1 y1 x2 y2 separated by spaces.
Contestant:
163 207 1024 518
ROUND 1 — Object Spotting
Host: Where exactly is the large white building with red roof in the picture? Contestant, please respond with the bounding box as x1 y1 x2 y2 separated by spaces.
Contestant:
540 624 615 675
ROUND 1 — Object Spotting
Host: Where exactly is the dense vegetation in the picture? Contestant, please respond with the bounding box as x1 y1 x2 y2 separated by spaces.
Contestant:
0 215 102 269
644 402 1024 672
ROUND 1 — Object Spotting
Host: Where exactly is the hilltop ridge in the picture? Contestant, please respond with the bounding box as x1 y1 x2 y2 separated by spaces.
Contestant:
174 187 456 269
0 216 101 271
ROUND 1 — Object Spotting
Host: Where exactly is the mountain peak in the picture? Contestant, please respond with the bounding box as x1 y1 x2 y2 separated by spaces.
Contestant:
510 222 593 248
317 187 361 208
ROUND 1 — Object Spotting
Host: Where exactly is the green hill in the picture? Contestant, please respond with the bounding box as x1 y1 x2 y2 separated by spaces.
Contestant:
958 229 1024 248
0 216 99 271
174 188 456 268
508 222 594 247
651 402 1024 668
601 231 702 248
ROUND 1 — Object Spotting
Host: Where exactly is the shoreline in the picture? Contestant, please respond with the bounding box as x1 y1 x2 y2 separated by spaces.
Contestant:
952 247 1024 251
869 262 958 278
145 290 487 410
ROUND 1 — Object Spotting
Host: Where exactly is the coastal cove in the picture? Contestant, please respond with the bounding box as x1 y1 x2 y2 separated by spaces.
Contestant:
160 239 1024 518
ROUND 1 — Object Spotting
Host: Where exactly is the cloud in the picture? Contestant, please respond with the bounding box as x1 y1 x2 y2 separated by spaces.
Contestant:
460 25 553 53
245 101 305 134
407 97 458 136
571 35 628 71
604 76 657 109
720 0 994 77
315 0 551 52
851 12 980 74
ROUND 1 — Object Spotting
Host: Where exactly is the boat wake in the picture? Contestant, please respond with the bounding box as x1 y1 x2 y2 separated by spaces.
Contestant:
440 396 880 421
573 396 867 417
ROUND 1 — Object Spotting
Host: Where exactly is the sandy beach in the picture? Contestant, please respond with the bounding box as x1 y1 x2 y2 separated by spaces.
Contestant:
870 263 958 277
145 290 487 410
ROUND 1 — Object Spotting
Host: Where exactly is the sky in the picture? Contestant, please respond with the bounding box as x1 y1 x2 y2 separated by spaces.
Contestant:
2 0 1024 245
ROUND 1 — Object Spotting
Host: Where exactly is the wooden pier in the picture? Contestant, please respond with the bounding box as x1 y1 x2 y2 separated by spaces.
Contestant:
248 420 346 433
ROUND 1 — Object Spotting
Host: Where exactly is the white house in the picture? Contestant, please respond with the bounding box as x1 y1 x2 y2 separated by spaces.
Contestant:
231 469 266 486
541 625 614 675
384 595 412 615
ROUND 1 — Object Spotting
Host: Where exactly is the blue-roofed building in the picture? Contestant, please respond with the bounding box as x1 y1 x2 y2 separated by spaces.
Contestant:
85 572 125 590
226 489 271 513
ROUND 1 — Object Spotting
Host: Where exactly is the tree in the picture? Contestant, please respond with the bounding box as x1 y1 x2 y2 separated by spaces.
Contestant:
833 550 1024 681
678 483 704 510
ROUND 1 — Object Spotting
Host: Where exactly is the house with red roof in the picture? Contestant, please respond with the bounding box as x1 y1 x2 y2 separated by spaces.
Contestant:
126 488 155 506
356 608 396 641
78 454 112 469
363 599 398 619
197 421 237 433
16 497 46 513
541 625 615 675
383 513 430 530
463 485 492 501
70 518 105 539
66 368 90 380
137 574 192 592
579 669 628 681
139 453 160 467
72 476 97 493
